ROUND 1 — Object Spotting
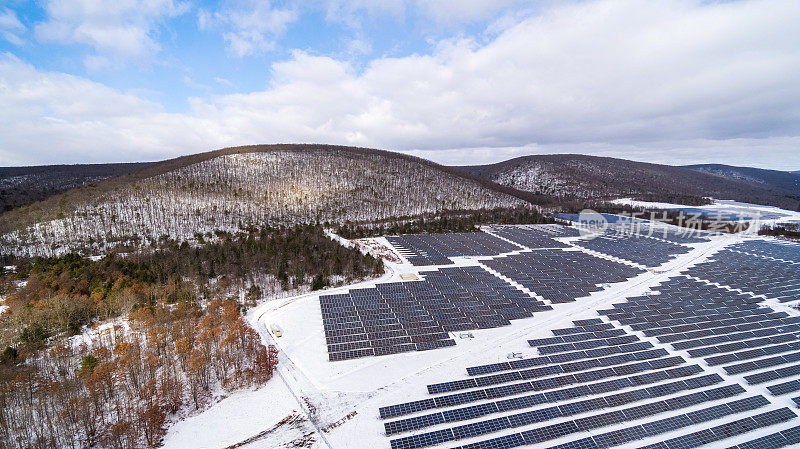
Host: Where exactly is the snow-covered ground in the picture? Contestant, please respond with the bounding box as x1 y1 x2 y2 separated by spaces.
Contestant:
611 198 800 232
162 221 800 449
161 375 321 449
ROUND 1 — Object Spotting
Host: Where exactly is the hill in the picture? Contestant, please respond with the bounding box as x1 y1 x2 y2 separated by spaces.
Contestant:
0 162 152 213
0 145 529 256
458 155 800 210
684 164 800 195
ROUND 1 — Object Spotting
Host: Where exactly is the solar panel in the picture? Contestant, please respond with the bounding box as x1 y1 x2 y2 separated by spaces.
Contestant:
767 380 800 396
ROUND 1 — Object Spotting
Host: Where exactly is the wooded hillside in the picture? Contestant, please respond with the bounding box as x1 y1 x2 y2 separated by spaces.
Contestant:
0 145 530 256
459 154 800 210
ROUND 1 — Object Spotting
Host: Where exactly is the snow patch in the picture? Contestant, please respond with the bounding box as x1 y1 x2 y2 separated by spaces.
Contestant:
161 378 320 449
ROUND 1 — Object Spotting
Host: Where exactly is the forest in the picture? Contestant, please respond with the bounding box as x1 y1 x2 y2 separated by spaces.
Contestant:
0 224 383 448
334 206 554 238
759 222 800 239
0 225 382 351
0 299 278 449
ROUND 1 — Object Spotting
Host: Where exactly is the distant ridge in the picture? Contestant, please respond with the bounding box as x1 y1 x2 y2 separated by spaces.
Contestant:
458 154 799 210
684 164 800 196
0 162 153 213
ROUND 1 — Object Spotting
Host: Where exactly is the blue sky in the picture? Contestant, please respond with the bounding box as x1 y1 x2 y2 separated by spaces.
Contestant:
1 0 799 169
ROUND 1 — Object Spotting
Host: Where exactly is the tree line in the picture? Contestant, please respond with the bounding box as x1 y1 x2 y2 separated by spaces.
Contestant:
335 206 553 238
1 225 382 353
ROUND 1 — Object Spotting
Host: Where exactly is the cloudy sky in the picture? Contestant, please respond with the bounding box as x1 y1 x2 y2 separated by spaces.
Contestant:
1 0 799 169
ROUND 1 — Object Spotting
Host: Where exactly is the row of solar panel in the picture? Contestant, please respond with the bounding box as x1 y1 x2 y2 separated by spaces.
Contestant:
745 363 800 385
525 328 626 348
390 390 770 449
603 296 766 324
705 338 800 366
639 408 798 449
614 297 781 321
724 350 800 375
676 320 800 353
654 315 797 344
451 401 794 449
608 304 768 329
428 347 669 395
533 335 640 355
328 339 457 361
378 361 702 420
466 340 652 377
385 372 721 435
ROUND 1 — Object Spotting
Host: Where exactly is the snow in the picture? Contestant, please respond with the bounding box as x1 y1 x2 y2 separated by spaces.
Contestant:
161 377 321 449
610 198 800 232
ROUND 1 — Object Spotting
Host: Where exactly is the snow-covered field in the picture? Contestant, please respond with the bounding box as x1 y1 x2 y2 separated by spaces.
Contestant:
611 198 800 231
162 217 800 449
162 377 321 449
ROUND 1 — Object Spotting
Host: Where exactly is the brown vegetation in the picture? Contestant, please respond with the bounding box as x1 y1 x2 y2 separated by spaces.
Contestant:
0 299 278 449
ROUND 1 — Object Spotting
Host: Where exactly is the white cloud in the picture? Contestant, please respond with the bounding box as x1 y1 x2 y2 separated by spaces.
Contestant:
34 0 189 67
0 8 26 46
2 0 800 170
200 0 297 57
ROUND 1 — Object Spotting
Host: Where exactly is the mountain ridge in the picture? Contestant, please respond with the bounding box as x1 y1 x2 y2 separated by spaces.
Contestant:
3 147 798 257
0 144 534 256
0 162 154 213
457 154 799 210
683 163 800 194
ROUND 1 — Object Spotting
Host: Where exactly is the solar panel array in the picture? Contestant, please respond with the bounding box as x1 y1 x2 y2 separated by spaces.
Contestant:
320 266 551 361
555 213 647 224
604 222 711 244
485 225 580 249
570 235 691 267
480 250 644 303
377 319 797 449
387 233 521 266
599 276 800 419
686 249 800 302
726 240 800 263
365 229 800 448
